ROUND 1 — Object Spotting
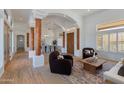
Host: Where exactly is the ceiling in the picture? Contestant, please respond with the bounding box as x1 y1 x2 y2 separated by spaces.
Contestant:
11 9 102 31
69 9 101 16
43 13 78 31
11 9 31 23
11 9 101 23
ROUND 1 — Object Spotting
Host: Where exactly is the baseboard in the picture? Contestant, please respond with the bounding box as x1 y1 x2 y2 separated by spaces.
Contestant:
0 66 4 78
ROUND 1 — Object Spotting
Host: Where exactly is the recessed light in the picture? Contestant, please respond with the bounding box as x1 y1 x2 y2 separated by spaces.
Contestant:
88 9 90 12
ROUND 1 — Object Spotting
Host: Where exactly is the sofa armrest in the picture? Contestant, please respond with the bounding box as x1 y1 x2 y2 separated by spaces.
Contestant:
103 61 124 84
63 55 73 66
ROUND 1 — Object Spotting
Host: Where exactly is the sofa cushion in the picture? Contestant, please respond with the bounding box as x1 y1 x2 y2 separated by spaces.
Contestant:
118 65 124 76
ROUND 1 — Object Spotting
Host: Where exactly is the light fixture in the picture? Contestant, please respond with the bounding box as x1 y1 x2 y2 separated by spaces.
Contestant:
44 34 49 37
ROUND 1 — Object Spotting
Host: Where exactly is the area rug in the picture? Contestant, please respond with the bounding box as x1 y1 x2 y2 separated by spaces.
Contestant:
40 59 116 84
58 60 116 84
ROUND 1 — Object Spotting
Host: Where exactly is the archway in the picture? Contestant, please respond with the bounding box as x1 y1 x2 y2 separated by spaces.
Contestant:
42 13 79 54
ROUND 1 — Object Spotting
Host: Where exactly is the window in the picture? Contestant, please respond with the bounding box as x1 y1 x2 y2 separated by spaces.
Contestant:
97 20 124 53
103 34 108 51
97 31 124 53
97 34 102 50
118 32 124 52
110 33 117 52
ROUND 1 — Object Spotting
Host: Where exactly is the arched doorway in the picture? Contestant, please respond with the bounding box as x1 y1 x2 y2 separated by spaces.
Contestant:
42 13 79 54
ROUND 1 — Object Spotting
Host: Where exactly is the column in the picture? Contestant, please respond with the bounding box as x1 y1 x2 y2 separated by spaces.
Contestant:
35 18 41 55
77 28 80 50
63 32 65 48
75 28 80 56
32 18 44 68
31 27 34 50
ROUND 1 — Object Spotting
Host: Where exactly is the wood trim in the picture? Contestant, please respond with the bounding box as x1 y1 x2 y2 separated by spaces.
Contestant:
63 32 65 48
35 19 41 55
97 20 124 30
77 28 80 50
27 33 29 47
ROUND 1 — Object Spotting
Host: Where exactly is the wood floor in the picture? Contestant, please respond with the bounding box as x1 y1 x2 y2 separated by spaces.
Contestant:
0 51 81 84
0 52 51 84
0 51 116 84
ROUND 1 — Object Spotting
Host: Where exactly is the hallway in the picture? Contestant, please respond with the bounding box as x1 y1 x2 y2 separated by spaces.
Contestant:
0 52 46 83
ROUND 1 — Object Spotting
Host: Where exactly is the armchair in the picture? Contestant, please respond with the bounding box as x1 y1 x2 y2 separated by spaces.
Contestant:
49 51 73 75
82 48 97 59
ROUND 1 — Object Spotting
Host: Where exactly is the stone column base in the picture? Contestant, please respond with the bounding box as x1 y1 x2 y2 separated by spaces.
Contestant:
29 50 35 58
33 54 44 68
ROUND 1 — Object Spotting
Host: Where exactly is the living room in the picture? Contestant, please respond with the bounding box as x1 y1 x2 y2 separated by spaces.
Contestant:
1 0 124 92
0 9 124 84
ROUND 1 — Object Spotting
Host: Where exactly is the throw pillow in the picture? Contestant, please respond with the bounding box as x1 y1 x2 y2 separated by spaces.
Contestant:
90 50 94 54
57 55 64 60
85 50 90 55
118 65 124 76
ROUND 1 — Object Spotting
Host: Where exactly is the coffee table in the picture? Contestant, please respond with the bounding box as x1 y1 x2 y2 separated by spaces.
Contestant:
80 57 105 74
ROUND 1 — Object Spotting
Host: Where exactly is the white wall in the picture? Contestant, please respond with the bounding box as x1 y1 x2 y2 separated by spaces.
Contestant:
84 9 124 61
0 10 4 77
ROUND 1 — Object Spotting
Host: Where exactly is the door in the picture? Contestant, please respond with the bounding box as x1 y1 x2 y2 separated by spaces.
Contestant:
67 32 74 55
17 35 25 51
